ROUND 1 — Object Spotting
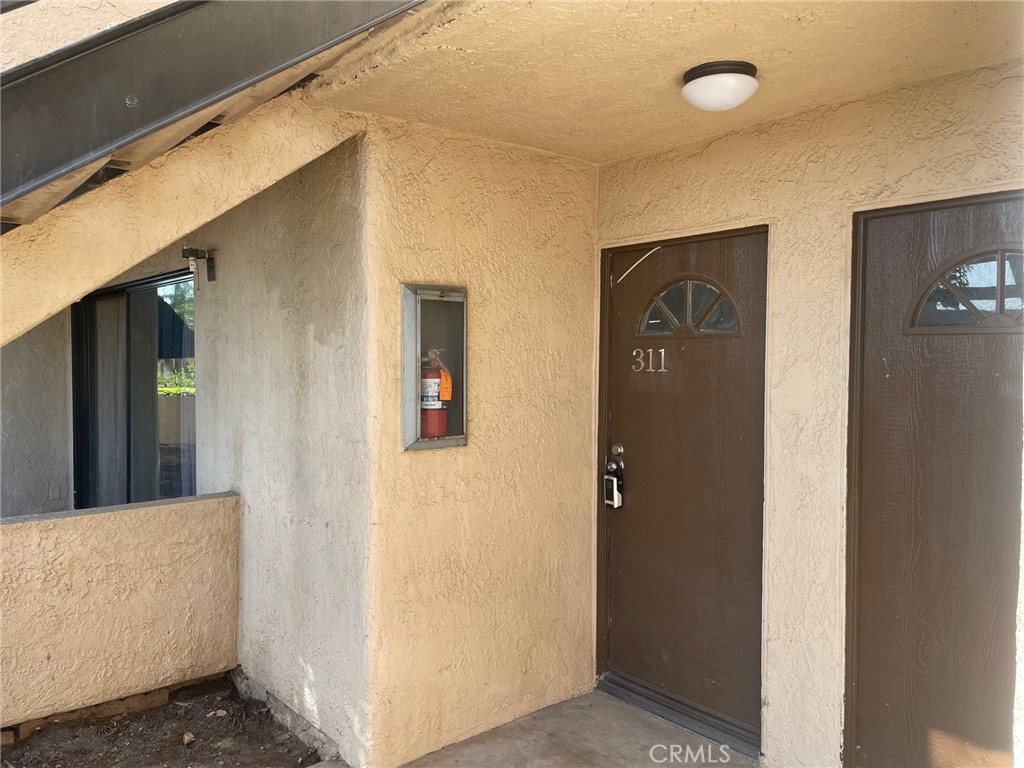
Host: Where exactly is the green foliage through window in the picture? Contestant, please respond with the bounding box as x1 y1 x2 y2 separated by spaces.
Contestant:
157 362 196 397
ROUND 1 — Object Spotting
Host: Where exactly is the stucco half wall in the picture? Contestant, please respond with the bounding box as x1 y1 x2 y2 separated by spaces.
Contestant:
598 60 1024 767
363 118 598 767
0 493 240 726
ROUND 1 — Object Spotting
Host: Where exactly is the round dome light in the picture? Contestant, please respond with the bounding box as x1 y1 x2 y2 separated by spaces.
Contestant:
681 61 759 112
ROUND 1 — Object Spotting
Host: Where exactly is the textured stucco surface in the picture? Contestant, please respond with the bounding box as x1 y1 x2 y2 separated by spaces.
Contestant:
0 493 239 726
0 0 173 71
323 1 1023 163
137 137 375 766
3 7 1021 763
0 309 71 516
597 60 1024 767
9 118 598 766
362 118 598 767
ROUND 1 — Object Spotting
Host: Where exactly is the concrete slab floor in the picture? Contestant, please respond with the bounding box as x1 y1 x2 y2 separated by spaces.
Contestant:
405 692 757 767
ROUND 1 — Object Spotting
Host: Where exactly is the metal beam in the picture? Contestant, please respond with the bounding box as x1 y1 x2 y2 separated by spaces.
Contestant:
0 1 38 14
1 0 419 206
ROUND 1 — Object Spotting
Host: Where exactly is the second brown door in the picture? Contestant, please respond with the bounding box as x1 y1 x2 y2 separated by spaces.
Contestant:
848 191 1023 767
599 227 767 752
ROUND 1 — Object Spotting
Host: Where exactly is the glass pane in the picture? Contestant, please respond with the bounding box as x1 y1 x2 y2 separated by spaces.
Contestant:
154 279 197 499
1005 253 1023 313
690 281 720 324
699 299 737 332
657 283 687 325
640 303 671 335
419 295 465 439
947 256 998 315
917 282 978 327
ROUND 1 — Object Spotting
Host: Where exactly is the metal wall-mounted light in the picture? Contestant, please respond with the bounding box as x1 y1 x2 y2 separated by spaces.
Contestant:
182 246 216 281
681 61 759 112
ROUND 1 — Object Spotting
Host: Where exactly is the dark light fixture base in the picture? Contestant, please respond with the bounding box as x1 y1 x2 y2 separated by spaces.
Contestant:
682 60 757 84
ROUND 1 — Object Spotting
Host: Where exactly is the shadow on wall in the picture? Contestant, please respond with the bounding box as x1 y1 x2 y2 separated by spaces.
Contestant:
0 310 72 517
187 136 372 766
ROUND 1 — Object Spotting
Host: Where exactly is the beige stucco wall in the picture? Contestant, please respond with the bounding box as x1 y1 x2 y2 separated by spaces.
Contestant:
134 136 376 765
362 118 598 767
598 60 1024 767
0 493 239 726
0 309 71 516
3 53 1020 768
2 118 597 765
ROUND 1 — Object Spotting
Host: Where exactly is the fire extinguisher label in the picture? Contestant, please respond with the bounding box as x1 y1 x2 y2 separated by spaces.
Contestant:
421 377 443 409
439 369 453 401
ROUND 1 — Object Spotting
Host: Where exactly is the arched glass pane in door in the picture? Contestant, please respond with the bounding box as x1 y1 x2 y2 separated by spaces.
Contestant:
638 278 739 336
913 250 1024 332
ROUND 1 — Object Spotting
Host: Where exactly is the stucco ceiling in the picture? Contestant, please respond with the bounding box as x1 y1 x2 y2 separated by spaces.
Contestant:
320 0 1024 163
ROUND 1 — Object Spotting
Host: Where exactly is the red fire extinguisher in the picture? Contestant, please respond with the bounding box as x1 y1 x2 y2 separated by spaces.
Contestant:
420 349 452 438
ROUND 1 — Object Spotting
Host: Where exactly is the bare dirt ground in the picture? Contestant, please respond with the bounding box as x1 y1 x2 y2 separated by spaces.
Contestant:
4 680 322 768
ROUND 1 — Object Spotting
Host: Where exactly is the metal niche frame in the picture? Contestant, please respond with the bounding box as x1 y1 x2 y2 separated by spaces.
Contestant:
401 284 468 450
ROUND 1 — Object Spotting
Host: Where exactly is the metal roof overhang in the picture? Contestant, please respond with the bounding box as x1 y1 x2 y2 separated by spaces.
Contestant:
0 0 420 225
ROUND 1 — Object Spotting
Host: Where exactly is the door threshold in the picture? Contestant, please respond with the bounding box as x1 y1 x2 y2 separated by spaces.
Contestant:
597 670 760 760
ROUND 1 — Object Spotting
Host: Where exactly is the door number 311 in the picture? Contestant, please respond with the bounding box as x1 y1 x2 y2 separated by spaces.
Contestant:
632 348 668 373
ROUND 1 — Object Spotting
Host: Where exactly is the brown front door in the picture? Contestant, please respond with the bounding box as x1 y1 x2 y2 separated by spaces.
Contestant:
598 227 767 752
847 191 1024 767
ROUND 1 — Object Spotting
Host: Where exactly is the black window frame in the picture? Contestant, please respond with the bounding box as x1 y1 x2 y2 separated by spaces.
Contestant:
71 269 194 509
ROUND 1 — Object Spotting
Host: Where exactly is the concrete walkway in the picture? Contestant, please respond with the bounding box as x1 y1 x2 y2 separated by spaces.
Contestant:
406 692 757 767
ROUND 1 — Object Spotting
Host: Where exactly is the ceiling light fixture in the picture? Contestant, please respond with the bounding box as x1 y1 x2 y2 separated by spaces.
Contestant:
681 61 759 112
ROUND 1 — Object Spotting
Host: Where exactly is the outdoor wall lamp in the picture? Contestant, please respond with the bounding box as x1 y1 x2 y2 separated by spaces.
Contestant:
681 61 759 112
182 246 216 281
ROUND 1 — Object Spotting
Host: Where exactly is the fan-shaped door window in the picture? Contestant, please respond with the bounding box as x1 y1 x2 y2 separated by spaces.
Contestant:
911 249 1023 332
639 278 739 336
